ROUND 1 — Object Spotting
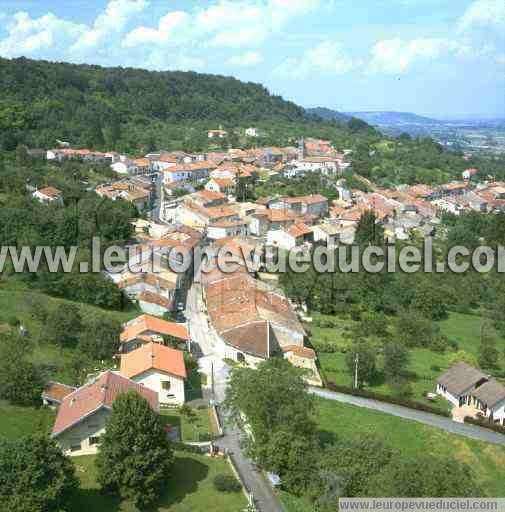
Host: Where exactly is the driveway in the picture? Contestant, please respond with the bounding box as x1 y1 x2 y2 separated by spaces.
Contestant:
310 387 505 447
215 409 284 512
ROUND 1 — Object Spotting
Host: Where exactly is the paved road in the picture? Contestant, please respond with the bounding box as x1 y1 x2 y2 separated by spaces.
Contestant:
215 410 284 512
310 387 505 447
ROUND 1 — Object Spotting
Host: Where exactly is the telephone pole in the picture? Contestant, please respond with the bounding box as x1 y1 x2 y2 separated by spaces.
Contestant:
354 352 359 389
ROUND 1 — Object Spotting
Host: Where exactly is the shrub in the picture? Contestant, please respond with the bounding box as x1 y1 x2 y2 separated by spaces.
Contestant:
213 474 242 493
325 382 450 417
463 416 505 435
7 316 19 327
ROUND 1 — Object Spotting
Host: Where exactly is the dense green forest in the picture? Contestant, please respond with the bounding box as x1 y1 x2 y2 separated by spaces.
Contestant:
0 56 326 152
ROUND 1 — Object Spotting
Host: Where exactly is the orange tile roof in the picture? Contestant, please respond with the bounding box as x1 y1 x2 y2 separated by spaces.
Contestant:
52 371 158 437
37 186 61 198
193 189 227 202
288 222 312 238
138 291 172 309
42 381 76 403
120 342 187 380
283 345 316 359
121 314 188 342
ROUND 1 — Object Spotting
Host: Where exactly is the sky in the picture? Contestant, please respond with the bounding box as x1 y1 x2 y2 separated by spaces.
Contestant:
0 0 504 119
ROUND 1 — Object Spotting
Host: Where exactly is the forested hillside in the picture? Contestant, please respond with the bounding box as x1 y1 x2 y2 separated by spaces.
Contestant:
0 57 323 152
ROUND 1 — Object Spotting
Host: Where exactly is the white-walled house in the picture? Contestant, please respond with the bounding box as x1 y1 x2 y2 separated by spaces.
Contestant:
470 380 505 425
51 371 158 456
207 220 248 240
33 186 64 206
245 127 260 137
120 342 186 405
436 362 488 407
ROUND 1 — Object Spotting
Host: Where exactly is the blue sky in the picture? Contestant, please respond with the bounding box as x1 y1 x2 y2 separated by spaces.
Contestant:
1 0 504 118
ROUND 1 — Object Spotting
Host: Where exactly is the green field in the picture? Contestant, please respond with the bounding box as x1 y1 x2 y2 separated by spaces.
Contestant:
71 452 247 512
0 400 56 440
160 407 214 443
281 397 505 510
313 311 505 410
0 287 140 383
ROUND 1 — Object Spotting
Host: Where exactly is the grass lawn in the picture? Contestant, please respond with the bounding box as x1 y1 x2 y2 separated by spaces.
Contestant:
316 397 505 496
71 452 247 512
0 400 55 440
0 286 140 384
160 408 214 443
314 311 505 411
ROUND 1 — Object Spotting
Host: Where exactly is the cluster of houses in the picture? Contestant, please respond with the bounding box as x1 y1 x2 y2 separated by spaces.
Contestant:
437 362 505 426
43 313 189 457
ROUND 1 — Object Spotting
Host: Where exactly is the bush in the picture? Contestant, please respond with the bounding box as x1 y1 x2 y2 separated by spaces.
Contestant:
213 474 242 493
325 382 450 417
463 416 505 435
7 316 19 327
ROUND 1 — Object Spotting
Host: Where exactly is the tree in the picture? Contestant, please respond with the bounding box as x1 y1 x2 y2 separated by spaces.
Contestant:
225 358 319 494
383 341 410 383
0 331 43 406
411 281 447 320
46 304 82 348
0 435 78 512
355 211 384 246
96 390 173 508
367 453 482 497
478 323 498 369
78 316 121 360
345 340 377 388
449 350 479 368
394 312 437 348
315 434 396 507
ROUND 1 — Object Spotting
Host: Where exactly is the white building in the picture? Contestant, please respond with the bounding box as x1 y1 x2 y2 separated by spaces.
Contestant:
245 127 260 137
33 186 64 206
120 342 186 405
207 220 248 240
51 371 158 456
436 362 488 407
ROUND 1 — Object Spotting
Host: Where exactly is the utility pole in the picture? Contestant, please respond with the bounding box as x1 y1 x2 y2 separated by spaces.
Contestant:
211 361 215 404
354 351 359 389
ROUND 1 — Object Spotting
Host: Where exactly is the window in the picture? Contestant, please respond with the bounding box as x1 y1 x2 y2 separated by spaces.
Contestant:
162 381 171 391
89 436 101 446
70 442 81 452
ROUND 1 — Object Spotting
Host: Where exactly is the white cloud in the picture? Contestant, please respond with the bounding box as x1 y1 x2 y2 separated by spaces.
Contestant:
122 0 320 50
122 11 190 47
0 11 85 58
227 51 263 66
274 40 352 78
71 0 148 52
458 0 505 31
368 37 462 74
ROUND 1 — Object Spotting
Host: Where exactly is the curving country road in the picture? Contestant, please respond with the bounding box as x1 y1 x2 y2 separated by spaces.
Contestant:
310 387 505 447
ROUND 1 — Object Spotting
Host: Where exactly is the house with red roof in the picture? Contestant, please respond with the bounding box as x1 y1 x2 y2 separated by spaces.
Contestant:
51 371 158 456
120 313 189 353
32 186 64 206
120 342 187 405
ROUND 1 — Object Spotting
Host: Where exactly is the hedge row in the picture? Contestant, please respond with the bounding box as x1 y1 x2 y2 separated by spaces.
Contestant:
325 382 451 418
463 416 505 435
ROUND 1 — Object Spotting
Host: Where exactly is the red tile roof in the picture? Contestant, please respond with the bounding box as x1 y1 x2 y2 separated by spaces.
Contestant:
42 381 76 403
120 342 187 380
52 371 158 437
37 186 61 198
120 314 188 342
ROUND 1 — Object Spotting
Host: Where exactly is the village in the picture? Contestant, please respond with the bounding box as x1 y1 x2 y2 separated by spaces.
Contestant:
29 130 505 471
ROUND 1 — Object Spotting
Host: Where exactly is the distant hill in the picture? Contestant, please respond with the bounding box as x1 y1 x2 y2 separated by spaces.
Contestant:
345 111 440 126
0 56 315 150
306 107 351 123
